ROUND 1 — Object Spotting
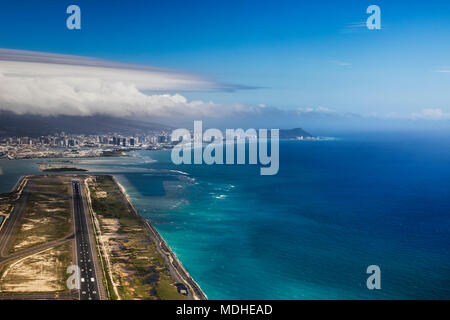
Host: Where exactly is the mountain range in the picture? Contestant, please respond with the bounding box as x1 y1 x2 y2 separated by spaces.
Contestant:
0 111 313 138
0 111 172 137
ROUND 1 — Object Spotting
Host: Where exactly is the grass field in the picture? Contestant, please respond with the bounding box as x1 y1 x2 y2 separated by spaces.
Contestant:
0 242 72 294
8 176 72 254
89 175 186 300
0 176 74 297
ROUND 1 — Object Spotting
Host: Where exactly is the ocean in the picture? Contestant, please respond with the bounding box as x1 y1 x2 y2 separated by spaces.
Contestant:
1 131 449 299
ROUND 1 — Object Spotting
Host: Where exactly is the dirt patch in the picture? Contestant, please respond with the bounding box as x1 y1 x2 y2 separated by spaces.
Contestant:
100 217 120 233
0 243 71 293
96 191 108 199
8 176 72 254
44 208 65 213
12 236 49 250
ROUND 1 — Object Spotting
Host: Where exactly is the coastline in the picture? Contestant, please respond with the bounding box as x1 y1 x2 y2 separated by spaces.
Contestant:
11 175 27 193
0 175 27 234
2 174 207 300
1 149 132 161
111 176 208 300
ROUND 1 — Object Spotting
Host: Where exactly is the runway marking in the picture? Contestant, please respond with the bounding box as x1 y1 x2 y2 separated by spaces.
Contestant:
72 180 100 300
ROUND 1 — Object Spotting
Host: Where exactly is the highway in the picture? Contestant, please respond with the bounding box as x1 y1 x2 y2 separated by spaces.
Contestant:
72 180 100 300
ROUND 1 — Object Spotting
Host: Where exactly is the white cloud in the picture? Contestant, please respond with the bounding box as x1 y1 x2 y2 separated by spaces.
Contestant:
341 22 368 33
0 48 252 118
384 108 450 120
329 60 351 67
411 108 450 120
341 21 386 34
1 49 449 128
433 66 450 73
296 106 333 114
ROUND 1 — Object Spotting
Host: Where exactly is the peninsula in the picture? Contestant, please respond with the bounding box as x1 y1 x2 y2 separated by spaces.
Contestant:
0 174 206 300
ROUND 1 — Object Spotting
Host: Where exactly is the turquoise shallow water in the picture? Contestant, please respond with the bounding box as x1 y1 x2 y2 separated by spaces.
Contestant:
1 132 450 299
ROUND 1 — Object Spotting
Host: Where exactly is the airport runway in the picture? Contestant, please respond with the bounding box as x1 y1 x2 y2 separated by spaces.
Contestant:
72 180 100 300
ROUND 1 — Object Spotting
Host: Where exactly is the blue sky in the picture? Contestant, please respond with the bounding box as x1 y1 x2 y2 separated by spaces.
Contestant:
1 0 450 129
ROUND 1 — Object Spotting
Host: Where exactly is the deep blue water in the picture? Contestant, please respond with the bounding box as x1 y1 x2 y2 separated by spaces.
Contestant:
1 132 449 299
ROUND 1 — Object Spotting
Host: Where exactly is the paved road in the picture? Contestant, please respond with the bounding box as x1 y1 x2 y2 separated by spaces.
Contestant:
72 180 100 300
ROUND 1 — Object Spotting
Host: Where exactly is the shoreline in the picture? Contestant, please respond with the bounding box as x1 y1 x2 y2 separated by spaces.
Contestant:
10 175 27 193
111 175 207 300
1 174 207 300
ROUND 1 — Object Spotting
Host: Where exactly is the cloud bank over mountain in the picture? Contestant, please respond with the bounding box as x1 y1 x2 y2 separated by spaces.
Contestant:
0 49 449 132
0 48 255 117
